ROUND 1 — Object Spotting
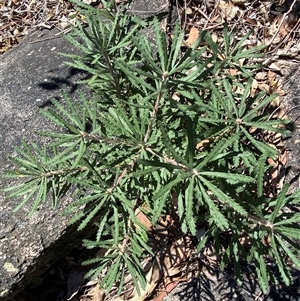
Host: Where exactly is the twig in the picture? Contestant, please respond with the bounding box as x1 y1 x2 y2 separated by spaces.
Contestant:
29 35 62 44
127 3 169 14
268 18 300 55
145 146 200 176
29 27 72 44
106 151 141 194
197 7 212 23
267 0 298 49
202 0 220 30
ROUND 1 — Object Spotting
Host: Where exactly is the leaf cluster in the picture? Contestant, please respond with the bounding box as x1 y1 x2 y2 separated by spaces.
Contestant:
3 0 300 295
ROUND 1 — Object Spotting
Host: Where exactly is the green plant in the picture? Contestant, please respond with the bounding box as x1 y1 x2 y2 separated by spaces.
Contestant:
4 0 300 295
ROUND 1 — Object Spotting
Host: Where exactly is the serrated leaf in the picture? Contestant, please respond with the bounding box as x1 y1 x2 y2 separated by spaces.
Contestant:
271 234 292 286
273 212 300 226
199 171 254 183
240 126 278 157
274 226 300 239
275 234 300 269
270 184 289 223
198 182 228 229
196 132 240 170
185 177 196 235
254 251 269 294
199 176 247 216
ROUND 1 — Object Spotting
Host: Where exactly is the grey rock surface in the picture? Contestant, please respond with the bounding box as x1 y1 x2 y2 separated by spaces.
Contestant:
0 0 170 300
0 28 94 300
281 64 300 194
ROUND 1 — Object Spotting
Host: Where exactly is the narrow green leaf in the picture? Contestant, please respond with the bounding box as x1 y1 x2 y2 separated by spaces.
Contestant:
154 18 168 72
168 21 185 70
78 194 107 231
240 126 278 157
198 182 228 229
29 177 48 216
185 177 196 235
132 232 153 256
123 255 145 294
271 234 292 286
275 234 300 269
256 153 267 197
230 30 251 54
12 183 39 212
254 251 269 294
102 256 122 292
200 176 247 216
274 226 300 239
196 132 240 170
273 212 300 226
154 173 182 200
223 79 239 117
113 206 119 245
242 93 277 121
186 118 195 165
235 44 266 59
223 24 231 56
270 184 289 223
243 120 289 133
132 35 162 74
4 179 37 195
199 171 254 183
96 210 109 241
177 191 186 232
153 191 168 223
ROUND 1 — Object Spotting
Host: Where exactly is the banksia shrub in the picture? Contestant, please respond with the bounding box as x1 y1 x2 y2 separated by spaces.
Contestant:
4 0 300 295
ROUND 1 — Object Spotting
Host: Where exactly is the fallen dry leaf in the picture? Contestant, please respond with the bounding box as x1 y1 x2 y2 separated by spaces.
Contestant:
280 149 287 166
244 17 257 26
251 78 258 97
229 68 238 76
255 71 267 81
269 63 282 72
135 208 152 232
79 286 105 301
218 0 239 20
279 20 289 37
186 26 199 46
258 83 271 93
129 264 162 301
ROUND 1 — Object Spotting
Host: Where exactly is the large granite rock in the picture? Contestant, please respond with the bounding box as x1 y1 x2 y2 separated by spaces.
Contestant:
0 27 94 300
280 63 300 194
0 1 170 300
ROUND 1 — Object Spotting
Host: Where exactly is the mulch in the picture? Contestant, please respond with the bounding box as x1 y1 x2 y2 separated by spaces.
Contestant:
2 0 300 301
0 0 77 54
